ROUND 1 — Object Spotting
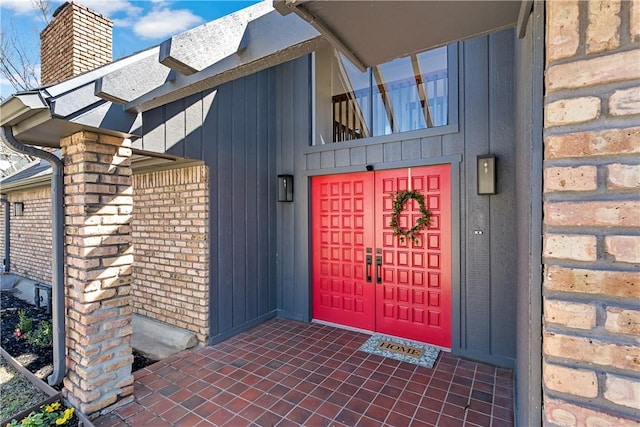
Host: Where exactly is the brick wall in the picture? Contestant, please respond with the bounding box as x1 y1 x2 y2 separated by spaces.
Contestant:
40 2 112 86
0 202 4 267
543 1 640 425
1 165 210 343
132 165 209 343
61 131 134 415
0 188 52 283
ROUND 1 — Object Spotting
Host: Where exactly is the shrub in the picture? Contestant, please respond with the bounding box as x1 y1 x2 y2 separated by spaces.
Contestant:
13 310 33 338
27 321 53 347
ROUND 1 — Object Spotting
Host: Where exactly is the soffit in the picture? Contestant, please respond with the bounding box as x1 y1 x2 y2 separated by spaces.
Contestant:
276 1 521 69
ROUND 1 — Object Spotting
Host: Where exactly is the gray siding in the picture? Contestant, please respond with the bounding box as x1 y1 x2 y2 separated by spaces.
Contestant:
515 2 544 425
295 29 518 367
141 68 279 343
275 56 312 320
140 30 518 366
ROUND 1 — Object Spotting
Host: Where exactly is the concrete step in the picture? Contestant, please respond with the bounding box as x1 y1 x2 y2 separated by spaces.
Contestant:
131 314 198 361
0 273 18 290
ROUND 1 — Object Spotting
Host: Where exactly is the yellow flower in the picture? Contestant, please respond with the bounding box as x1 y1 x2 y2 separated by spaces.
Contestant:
45 402 61 412
55 407 75 425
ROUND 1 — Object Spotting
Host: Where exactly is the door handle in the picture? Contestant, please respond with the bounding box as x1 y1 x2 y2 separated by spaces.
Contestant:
366 249 372 282
376 255 382 284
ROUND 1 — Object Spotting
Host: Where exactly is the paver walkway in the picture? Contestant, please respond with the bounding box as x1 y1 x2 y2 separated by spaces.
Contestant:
95 319 513 426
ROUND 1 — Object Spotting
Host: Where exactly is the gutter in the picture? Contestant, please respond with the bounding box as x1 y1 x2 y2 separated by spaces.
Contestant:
0 126 65 386
0 196 8 271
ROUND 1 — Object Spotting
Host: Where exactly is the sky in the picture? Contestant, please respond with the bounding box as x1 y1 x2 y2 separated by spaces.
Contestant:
0 0 260 99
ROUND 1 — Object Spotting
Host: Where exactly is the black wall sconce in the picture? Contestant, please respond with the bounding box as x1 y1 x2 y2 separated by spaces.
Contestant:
477 155 496 195
278 174 294 202
14 202 24 216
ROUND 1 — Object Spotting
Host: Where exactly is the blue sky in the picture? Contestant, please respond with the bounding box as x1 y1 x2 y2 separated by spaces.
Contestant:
0 0 260 99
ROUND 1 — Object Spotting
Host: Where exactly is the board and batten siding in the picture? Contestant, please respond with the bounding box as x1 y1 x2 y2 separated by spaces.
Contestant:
300 29 518 367
138 68 280 343
136 28 517 367
514 3 544 425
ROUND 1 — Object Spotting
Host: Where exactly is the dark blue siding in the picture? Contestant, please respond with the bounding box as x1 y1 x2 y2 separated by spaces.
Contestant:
141 68 279 343
140 31 517 367
299 30 518 367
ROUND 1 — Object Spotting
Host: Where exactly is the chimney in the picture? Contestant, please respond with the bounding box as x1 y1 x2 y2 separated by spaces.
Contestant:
40 2 112 86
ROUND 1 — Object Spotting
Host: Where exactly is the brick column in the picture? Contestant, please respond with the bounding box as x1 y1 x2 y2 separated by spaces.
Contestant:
543 1 640 425
61 131 134 415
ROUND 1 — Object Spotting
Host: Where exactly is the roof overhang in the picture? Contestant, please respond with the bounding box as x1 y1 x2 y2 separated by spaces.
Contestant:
0 170 52 192
0 49 153 147
274 0 522 70
0 151 203 192
0 93 49 127
97 2 325 113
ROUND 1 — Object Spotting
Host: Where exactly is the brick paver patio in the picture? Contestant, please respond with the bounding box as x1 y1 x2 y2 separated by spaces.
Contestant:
94 319 513 426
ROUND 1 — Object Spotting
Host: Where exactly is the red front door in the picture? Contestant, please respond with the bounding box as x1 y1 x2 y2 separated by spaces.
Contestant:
311 165 452 348
311 174 375 331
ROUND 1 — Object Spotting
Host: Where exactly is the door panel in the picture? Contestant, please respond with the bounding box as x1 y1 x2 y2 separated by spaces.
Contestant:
374 165 451 347
311 165 451 348
311 173 375 330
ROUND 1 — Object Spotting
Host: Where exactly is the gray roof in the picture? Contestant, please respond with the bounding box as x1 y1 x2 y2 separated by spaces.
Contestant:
0 0 323 147
0 151 60 190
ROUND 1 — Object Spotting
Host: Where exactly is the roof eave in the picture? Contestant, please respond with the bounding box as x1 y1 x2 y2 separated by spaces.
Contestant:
0 93 50 127
120 9 324 113
0 173 52 193
274 0 522 68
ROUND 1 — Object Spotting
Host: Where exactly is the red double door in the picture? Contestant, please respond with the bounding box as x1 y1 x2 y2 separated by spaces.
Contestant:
311 165 451 348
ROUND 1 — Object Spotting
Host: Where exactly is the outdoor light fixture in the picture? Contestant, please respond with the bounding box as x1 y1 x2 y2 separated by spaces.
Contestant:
14 202 24 216
477 155 496 195
278 174 294 202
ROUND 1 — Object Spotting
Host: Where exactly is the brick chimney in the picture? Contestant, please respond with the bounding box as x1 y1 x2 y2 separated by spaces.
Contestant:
40 2 112 86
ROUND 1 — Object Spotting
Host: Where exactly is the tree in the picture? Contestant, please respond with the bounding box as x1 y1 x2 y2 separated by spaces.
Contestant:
0 1 52 176
0 0 51 98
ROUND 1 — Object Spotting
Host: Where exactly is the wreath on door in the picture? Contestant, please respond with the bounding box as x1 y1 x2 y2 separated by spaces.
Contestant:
389 190 431 243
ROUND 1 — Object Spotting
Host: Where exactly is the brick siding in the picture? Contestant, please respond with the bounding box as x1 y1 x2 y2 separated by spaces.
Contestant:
1 165 210 344
61 131 134 415
543 0 640 424
0 204 3 266
0 187 52 283
132 165 209 344
40 2 112 86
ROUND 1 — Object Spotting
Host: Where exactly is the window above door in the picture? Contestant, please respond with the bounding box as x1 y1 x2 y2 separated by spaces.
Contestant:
314 44 457 145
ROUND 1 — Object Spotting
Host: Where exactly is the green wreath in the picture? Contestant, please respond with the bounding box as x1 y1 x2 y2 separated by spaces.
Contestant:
389 190 431 243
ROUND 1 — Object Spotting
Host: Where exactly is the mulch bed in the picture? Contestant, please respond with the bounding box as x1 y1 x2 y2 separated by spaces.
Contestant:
0 290 156 389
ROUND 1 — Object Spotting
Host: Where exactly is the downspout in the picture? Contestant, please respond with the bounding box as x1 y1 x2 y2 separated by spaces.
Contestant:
1 196 9 272
0 126 65 386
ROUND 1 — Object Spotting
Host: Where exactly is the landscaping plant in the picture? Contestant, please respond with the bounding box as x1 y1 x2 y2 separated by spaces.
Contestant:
13 309 33 339
6 401 75 426
27 321 53 347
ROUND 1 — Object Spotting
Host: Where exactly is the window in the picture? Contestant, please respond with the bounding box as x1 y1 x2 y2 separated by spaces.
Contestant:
315 45 451 144
14 202 24 216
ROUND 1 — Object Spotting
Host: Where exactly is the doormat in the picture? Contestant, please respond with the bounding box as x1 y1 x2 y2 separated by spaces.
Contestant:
359 334 440 369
